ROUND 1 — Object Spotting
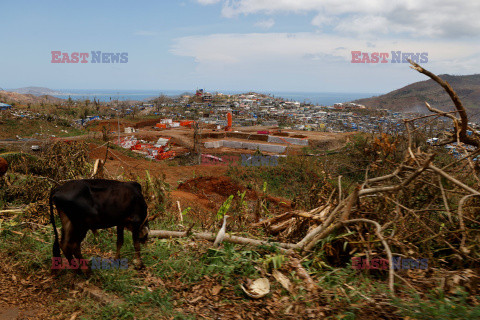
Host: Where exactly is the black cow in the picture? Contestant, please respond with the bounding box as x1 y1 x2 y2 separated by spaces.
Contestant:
49 179 149 271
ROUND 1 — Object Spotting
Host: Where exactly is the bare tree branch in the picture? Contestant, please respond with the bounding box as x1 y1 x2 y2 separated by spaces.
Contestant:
410 60 480 148
342 219 395 295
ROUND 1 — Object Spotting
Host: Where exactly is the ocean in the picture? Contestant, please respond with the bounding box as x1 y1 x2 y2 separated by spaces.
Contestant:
52 89 380 105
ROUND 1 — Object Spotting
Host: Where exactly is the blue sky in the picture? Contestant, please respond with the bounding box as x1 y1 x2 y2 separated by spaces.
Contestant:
1 0 480 94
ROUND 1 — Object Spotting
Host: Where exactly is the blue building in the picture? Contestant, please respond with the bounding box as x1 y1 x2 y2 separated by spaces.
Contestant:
0 103 12 110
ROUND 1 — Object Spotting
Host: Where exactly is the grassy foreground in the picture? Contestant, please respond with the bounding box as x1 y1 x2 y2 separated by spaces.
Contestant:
1 214 480 319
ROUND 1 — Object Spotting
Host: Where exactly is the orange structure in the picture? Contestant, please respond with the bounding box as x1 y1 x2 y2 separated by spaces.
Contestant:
180 120 194 127
226 112 232 131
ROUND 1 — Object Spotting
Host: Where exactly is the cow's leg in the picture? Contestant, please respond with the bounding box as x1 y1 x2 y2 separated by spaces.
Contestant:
72 228 90 276
62 239 76 272
116 226 124 259
58 212 75 269
59 211 88 275
62 230 84 275
59 228 66 255
58 211 70 256
131 229 144 269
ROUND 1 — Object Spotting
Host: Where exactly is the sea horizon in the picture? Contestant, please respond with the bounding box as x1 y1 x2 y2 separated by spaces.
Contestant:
51 89 381 105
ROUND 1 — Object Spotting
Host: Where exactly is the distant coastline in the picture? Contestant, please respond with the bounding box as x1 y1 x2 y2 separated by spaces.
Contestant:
50 89 380 105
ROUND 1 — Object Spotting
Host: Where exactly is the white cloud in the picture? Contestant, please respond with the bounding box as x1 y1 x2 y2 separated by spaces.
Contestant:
198 0 480 39
334 15 391 36
311 14 335 28
171 32 480 91
172 32 480 66
254 18 275 29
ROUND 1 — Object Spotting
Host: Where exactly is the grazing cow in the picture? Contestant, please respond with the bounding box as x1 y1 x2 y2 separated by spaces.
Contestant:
49 179 149 271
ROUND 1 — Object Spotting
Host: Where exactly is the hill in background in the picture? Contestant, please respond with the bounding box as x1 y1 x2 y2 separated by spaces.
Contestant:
0 90 64 105
6 86 63 96
353 74 480 118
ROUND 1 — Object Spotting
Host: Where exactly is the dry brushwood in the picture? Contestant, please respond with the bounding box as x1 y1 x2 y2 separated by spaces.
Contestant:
149 63 480 296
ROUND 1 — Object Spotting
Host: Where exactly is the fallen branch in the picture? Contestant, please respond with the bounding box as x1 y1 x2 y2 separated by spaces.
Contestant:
429 164 480 196
0 209 24 214
270 218 296 234
295 197 347 250
255 205 332 233
438 176 452 223
289 257 317 291
149 230 296 249
292 206 331 221
251 212 295 227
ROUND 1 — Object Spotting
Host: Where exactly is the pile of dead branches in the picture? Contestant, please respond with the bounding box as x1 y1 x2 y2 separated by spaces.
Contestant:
0 141 92 222
5 140 91 182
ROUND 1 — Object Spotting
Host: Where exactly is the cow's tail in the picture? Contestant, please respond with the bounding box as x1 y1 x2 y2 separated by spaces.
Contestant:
49 187 61 258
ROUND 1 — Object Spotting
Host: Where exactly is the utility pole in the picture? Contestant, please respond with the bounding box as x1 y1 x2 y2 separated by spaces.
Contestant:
116 94 120 144
193 120 201 165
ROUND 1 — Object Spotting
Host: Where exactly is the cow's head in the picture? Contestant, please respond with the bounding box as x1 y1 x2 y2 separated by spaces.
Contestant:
139 220 149 244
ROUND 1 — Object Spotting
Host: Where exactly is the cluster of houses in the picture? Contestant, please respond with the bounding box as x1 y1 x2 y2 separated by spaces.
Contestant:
145 91 444 135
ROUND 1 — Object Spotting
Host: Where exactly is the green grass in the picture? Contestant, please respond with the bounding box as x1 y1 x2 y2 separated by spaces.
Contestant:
0 216 53 272
0 117 85 139
144 238 206 283
392 289 480 320
201 243 261 281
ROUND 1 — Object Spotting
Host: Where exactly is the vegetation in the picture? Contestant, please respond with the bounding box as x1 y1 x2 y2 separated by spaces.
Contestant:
1 66 480 319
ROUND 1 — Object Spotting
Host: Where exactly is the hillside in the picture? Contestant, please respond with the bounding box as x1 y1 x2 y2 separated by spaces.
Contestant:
0 90 64 105
353 74 480 116
7 86 62 95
